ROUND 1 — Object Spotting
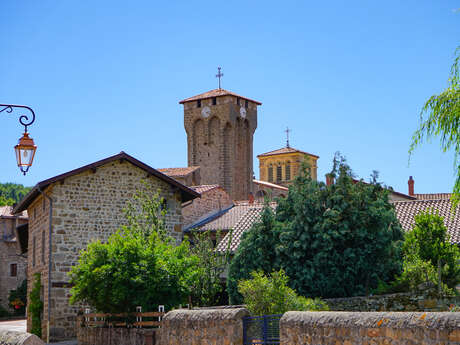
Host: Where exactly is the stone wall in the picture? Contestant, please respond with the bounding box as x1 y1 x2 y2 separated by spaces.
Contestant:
77 325 157 345
182 186 232 228
326 293 460 312
157 308 249 345
280 311 460 345
0 214 27 310
26 160 185 341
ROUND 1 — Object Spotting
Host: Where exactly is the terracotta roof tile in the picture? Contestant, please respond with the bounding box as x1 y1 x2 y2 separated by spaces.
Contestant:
394 199 460 244
158 166 200 177
257 146 319 158
179 88 262 105
190 185 220 194
414 193 452 200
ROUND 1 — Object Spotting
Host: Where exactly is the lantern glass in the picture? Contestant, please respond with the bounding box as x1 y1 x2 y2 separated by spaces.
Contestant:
14 132 37 170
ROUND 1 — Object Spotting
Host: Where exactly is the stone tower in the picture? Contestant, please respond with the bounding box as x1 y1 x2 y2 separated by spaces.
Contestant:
180 89 261 200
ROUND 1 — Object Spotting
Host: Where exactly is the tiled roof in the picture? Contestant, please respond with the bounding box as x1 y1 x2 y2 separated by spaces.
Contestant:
253 179 288 191
190 185 220 194
196 204 265 232
14 152 200 213
0 206 27 218
158 166 200 177
394 199 460 244
179 88 262 105
414 193 452 200
216 206 267 253
257 146 319 158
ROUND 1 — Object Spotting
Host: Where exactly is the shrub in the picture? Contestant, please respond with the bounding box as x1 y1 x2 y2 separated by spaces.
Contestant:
402 211 460 291
237 270 328 316
8 280 27 315
29 273 43 337
69 185 200 312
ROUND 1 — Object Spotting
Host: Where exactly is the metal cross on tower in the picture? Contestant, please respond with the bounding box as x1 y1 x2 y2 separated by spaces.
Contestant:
285 127 291 148
216 67 224 89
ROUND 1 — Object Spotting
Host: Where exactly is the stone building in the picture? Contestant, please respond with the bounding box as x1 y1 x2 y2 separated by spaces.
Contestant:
0 206 27 311
180 88 262 201
257 146 319 186
13 152 199 341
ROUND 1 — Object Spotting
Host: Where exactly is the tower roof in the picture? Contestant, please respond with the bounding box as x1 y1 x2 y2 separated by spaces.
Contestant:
179 88 262 105
257 146 319 159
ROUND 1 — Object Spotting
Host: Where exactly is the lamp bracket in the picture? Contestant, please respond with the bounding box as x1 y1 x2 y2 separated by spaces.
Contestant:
0 104 36 133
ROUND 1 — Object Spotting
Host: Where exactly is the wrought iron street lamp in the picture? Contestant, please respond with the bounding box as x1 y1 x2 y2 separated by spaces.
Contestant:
0 104 37 175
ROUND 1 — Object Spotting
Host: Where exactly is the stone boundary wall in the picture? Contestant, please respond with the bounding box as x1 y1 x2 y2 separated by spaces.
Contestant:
76 326 157 345
326 293 460 312
280 311 460 345
0 330 44 345
157 308 249 345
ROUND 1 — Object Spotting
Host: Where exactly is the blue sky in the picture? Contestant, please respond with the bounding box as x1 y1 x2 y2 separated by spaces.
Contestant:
0 1 459 195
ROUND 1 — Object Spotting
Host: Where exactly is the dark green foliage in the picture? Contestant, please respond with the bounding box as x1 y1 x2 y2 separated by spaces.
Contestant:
228 154 404 302
69 184 200 313
0 305 9 318
238 270 328 316
8 280 27 315
29 273 43 338
0 183 31 206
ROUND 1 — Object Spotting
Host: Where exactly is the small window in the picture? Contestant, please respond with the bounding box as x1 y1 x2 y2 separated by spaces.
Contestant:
212 97 217 105
237 98 240 106
42 231 46 264
276 164 282 182
197 100 201 108
245 100 249 108
285 163 291 181
33 236 36 267
268 165 273 183
10 263 17 277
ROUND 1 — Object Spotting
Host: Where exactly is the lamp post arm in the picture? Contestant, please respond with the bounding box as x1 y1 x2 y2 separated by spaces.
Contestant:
0 104 36 132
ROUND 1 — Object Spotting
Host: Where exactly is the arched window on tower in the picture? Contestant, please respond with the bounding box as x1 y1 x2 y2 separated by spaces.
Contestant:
285 161 291 181
268 164 273 182
276 163 282 183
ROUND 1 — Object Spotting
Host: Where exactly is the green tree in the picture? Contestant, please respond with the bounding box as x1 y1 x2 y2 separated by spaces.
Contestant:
228 154 404 302
409 47 460 207
237 270 328 316
402 211 460 291
187 230 231 307
69 184 199 313
0 183 31 206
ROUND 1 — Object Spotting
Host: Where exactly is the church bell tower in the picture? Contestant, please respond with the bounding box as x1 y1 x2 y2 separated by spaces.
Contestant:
179 85 261 201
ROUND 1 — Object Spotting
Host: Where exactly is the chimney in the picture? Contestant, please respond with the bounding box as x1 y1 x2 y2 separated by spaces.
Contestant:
326 174 334 186
408 176 414 196
248 192 254 205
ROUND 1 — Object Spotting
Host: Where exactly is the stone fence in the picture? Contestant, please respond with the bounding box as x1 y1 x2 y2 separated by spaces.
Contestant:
157 308 249 345
76 308 460 345
280 311 460 345
326 292 460 312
